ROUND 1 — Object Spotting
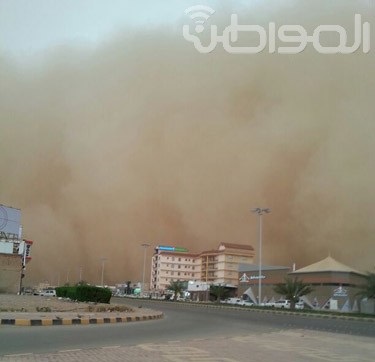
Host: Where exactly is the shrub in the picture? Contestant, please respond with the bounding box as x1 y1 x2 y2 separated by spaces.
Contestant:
56 285 111 303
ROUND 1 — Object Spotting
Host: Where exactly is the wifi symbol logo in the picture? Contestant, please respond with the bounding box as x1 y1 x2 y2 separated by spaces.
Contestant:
185 5 215 33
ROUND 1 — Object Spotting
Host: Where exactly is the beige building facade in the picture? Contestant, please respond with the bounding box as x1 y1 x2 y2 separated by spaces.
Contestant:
150 242 255 293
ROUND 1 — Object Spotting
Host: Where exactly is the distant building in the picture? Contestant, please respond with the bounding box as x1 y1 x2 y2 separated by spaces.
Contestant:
0 204 33 293
238 264 291 303
290 256 366 312
238 256 367 312
200 243 255 286
0 238 33 293
150 245 199 292
150 242 255 294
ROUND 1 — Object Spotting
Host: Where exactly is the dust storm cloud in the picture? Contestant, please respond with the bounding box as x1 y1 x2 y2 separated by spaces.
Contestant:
0 1 374 285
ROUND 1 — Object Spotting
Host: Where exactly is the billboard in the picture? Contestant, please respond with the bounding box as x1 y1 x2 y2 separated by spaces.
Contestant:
157 245 189 252
0 205 21 237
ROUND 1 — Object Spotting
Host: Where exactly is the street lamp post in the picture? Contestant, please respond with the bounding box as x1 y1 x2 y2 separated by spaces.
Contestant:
141 243 150 295
79 266 83 283
100 258 107 287
252 207 271 305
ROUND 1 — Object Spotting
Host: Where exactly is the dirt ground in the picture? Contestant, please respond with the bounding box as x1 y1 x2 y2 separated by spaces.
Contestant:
0 294 133 313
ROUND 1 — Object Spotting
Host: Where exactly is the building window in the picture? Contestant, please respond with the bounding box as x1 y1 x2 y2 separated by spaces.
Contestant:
178 258 181 261
178 265 181 269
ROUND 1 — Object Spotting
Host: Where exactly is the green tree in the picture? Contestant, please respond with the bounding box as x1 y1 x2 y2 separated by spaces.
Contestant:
273 277 314 309
356 272 375 299
166 280 185 301
210 284 229 303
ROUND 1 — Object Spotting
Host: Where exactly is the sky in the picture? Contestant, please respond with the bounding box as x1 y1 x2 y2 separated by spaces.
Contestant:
0 0 226 60
0 0 374 287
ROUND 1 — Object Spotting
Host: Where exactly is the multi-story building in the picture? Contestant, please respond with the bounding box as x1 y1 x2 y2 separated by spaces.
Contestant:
200 243 255 287
150 246 199 292
150 243 255 293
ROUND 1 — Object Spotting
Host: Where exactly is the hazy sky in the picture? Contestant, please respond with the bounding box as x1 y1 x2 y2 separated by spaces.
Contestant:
0 0 228 60
0 1 374 287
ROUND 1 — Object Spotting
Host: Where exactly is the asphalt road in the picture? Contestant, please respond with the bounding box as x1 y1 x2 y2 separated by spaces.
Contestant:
0 298 374 357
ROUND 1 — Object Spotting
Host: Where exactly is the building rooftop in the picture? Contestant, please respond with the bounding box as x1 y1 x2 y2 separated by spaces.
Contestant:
219 242 254 251
200 242 255 255
290 256 365 275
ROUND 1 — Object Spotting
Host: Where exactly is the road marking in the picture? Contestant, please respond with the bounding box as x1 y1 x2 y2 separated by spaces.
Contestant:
4 353 33 357
101 345 120 349
58 348 82 353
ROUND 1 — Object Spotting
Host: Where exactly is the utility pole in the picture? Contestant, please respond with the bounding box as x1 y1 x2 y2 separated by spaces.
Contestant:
141 243 150 295
252 207 271 305
100 258 107 287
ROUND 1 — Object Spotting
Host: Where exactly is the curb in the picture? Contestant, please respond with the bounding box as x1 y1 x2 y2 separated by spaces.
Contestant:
128 298 375 323
0 312 163 327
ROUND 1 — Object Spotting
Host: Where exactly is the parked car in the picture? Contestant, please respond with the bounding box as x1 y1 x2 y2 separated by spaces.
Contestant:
295 300 304 309
39 289 57 297
221 298 242 305
274 299 291 309
238 300 254 307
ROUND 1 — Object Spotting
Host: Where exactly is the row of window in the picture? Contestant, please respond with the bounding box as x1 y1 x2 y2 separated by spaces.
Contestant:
163 271 195 277
162 264 195 270
163 256 196 262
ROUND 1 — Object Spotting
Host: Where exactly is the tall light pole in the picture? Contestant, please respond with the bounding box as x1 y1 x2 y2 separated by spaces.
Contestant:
141 243 150 295
100 258 107 287
252 207 271 305
79 266 83 283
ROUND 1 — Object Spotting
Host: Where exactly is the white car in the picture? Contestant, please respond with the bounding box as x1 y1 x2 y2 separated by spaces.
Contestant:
295 300 304 309
274 299 291 309
39 289 57 297
238 300 254 307
221 298 242 305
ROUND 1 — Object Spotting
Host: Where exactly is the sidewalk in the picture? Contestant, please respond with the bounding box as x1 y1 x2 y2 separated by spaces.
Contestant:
1 328 374 361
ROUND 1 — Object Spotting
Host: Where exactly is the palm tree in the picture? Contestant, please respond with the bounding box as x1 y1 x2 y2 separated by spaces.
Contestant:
166 280 185 301
210 284 229 303
273 277 314 309
356 272 375 299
